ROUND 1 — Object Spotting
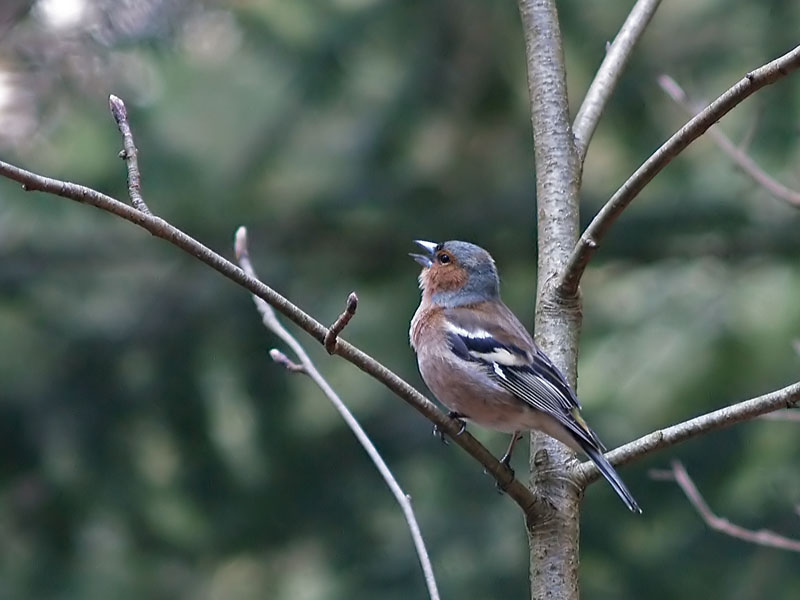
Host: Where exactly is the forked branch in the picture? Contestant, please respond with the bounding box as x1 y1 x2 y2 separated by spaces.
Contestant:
651 461 800 553
658 74 800 207
559 44 800 297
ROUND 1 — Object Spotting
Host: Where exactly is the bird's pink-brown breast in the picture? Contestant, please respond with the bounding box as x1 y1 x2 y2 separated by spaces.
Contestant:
410 303 536 432
409 300 443 351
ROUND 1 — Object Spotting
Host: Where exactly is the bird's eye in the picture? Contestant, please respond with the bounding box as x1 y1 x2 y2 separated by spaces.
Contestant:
437 252 451 264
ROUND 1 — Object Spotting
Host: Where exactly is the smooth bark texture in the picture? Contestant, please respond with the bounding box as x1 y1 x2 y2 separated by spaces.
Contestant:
518 1 582 598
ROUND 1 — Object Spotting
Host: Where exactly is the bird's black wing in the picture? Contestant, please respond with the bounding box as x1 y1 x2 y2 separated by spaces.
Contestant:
445 320 604 451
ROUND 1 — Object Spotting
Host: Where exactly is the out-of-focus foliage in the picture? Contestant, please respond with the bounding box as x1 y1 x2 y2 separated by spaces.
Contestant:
1 0 799 598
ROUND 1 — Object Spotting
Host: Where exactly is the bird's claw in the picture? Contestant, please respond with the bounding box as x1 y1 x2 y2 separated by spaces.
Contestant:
432 411 467 444
450 412 467 436
432 423 449 445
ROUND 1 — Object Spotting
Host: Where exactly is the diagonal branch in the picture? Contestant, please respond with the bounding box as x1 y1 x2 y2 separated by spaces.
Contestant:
559 44 800 297
575 380 800 486
0 151 546 520
235 228 441 600
651 461 800 553
573 0 663 164
658 74 800 208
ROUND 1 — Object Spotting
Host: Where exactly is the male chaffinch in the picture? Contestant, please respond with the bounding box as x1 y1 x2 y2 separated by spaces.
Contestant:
409 240 641 513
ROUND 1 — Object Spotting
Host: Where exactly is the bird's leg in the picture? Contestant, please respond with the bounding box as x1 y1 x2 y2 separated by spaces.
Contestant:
499 431 523 470
432 411 467 444
493 431 523 493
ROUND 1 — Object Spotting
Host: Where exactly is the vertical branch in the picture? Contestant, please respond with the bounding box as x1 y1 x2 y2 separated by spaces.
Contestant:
558 44 800 297
517 1 581 599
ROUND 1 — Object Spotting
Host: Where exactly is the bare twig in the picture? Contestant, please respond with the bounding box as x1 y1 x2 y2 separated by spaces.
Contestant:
324 292 358 354
658 75 800 208
559 44 800 297
108 95 150 214
573 0 663 163
576 381 800 486
651 461 800 553
235 228 441 600
269 349 305 373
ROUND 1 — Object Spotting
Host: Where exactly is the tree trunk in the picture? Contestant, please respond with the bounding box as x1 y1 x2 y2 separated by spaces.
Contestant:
517 1 583 599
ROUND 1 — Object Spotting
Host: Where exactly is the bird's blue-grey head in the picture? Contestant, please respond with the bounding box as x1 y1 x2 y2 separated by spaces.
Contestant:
410 240 499 307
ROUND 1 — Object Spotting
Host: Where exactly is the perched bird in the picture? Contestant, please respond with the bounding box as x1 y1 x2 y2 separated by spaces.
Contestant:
409 240 641 513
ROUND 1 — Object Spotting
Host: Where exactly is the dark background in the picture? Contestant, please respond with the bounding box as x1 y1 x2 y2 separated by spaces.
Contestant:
1 1 799 598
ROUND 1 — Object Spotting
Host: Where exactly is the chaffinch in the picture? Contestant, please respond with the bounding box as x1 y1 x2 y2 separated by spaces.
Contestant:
409 240 641 513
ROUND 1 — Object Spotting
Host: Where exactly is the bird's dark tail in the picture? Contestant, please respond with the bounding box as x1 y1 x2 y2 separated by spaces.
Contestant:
583 445 642 514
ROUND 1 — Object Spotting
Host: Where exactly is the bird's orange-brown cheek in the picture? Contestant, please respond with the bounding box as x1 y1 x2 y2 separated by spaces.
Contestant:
422 264 468 293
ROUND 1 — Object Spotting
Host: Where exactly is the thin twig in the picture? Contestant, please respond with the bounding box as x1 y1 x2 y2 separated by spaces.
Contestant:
576 381 800 486
324 292 358 354
235 228 441 600
269 349 305 373
650 461 800 553
658 75 800 207
108 95 150 214
558 44 800 297
573 0 663 163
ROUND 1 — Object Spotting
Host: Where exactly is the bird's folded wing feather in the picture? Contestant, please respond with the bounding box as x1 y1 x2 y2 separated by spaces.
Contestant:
443 304 604 450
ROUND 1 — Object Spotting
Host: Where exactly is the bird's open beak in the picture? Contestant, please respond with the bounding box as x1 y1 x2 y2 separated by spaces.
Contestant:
409 240 438 268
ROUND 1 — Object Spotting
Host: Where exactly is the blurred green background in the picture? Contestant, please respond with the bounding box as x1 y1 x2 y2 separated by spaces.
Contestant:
1 0 799 598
